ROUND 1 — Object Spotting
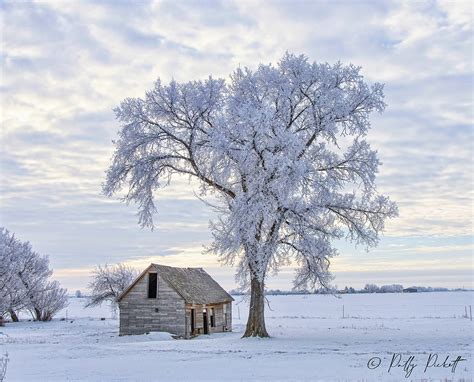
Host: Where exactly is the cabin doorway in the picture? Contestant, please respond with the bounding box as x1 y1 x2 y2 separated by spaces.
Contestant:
190 309 195 334
203 309 209 334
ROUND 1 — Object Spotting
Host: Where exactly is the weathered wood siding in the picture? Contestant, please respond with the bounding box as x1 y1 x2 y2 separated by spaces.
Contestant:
224 302 232 331
119 272 186 337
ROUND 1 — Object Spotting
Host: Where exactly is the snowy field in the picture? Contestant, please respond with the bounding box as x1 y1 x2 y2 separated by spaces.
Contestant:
1 292 473 381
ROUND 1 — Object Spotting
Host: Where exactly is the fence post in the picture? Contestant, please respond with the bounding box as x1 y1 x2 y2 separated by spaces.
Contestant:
470 305 472 322
342 305 345 319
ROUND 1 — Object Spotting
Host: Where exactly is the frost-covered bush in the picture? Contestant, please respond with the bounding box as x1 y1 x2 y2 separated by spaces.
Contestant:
29 281 68 321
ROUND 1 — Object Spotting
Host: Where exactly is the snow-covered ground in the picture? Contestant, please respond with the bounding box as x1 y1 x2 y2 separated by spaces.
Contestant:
1 292 473 381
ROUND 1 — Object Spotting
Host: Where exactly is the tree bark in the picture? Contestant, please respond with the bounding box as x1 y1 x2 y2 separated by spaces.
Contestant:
242 276 269 337
9 309 19 322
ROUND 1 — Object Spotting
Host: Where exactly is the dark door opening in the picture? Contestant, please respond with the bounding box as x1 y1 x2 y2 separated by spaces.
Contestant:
190 309 195 333
203 311 209 334
210 308 215 327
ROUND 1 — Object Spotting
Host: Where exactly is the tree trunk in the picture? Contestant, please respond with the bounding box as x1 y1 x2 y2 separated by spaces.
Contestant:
9 309 19 322
34 307 42 321
242 276 269 338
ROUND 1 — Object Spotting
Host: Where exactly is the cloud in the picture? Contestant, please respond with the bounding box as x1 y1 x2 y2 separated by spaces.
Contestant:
0 0 472 292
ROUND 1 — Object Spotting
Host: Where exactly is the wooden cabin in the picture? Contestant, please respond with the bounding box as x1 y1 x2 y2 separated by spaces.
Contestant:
117 264 233 338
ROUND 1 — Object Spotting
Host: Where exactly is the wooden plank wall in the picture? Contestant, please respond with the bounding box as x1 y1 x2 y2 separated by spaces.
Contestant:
119 272 186 337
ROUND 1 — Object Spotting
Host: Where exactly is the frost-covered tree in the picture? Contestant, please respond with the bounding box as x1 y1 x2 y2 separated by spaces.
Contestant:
364 283 380 293
0 227 68 321
15 243 52 318
85 264 138 311
380 284 404 293
103 53 398 337
75 290 82 298
0 228 21 318
0 228 48 320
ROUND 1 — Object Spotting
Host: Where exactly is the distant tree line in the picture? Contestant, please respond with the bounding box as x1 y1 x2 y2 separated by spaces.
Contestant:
229 289 316 296
230 283 456 296
0 227 68 322
358 284 450 294
361 284 404 293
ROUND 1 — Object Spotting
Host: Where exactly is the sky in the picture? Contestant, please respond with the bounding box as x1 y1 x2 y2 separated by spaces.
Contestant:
1 0 472 292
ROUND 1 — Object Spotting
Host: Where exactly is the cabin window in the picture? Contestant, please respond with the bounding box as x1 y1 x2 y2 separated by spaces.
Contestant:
210 308 215 327
148 273 157 298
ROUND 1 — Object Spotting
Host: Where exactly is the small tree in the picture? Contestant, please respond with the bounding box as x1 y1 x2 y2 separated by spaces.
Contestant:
75 290 82 298
85 264 138 311
104 53 398 337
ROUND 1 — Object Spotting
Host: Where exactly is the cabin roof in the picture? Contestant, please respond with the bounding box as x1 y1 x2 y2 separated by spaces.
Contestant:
117 263 234 304
152 264 234 304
